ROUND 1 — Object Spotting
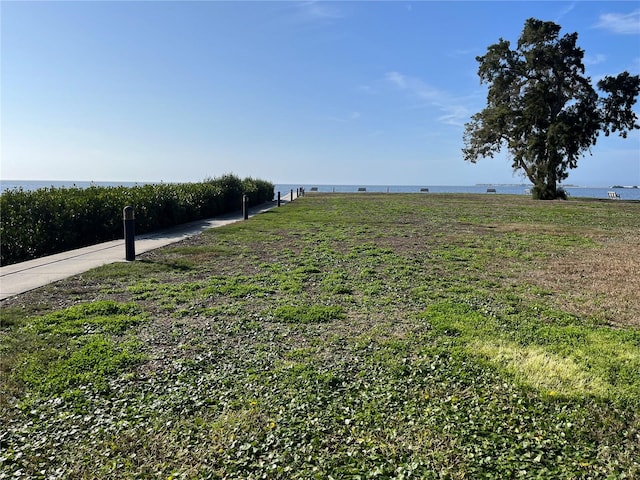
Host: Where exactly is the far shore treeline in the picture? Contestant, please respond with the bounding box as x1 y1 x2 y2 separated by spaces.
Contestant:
0 174 274 266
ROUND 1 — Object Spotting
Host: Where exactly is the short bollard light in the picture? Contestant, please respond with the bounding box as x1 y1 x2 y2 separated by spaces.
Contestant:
277 191 281 207
123 206 135 261
243 195 249 220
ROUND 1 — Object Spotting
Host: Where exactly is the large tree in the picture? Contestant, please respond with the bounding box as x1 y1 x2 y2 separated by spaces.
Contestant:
463 18 640 199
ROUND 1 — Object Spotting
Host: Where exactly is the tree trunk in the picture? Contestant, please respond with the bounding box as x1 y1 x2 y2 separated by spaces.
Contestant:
546 168 558 199
531 166 558 200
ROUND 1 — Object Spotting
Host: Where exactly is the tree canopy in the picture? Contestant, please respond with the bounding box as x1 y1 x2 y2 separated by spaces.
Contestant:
463 18 640 199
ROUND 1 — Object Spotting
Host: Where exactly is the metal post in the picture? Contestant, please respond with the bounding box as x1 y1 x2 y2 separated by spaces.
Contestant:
277 191 281 207
123 206 135 261
290 189 293 201
243 195 249 220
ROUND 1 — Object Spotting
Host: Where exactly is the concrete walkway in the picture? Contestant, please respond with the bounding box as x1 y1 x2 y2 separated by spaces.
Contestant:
0 196 292 300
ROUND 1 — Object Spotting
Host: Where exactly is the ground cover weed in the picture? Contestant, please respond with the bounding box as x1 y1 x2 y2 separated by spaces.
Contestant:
1 193 638 478
270 304 346 323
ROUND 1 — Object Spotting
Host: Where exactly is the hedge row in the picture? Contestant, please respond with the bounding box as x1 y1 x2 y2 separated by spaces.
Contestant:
0 175 274 266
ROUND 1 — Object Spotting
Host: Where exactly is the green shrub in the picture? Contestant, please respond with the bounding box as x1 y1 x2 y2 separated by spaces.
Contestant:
0 175 274 265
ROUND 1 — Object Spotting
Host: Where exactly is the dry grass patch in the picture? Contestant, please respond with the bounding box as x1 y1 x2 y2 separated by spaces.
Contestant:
527 235 640 326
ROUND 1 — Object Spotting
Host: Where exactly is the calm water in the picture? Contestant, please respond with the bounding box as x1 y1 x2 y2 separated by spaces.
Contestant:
275 184 640 201
2 180 640 201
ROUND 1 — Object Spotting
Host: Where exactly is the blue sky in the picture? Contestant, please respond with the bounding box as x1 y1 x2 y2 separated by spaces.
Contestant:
2 1 639 186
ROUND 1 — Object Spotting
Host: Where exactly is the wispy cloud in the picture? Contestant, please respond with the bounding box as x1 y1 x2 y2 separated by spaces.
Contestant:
356 84 376 95
584 54 607 66
449 48 476 58
328 111 361 123
595 10 640 34
387 71 409 89
555 2 577 22
294 1 344 22
385 71 471 127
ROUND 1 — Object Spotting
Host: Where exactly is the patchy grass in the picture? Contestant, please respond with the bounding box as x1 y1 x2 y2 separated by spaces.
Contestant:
271 304 346 323
1 193 639 479
1 301 146 412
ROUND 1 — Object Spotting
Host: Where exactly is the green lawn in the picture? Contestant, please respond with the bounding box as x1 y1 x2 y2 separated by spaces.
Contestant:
1 193 639 479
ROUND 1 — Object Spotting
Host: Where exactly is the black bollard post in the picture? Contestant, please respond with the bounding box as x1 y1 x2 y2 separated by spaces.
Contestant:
277 191 281 207
290 189 294 201
123 206 135 261
243 195 249 220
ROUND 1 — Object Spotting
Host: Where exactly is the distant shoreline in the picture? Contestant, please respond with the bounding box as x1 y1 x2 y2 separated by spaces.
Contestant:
2 180 640 200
